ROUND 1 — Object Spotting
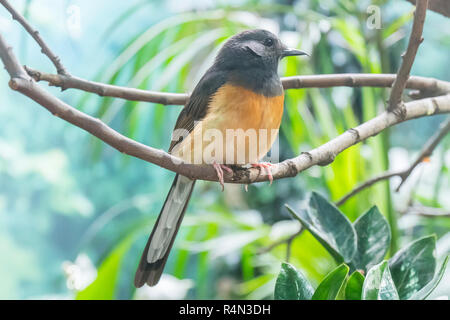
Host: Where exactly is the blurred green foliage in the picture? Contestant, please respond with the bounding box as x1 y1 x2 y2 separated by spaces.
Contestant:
0 0 449 300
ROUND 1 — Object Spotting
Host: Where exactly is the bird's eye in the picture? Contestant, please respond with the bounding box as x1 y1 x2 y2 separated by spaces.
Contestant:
264 38 274 47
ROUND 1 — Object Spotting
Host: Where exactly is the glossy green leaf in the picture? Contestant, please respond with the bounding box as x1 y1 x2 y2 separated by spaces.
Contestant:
352 206 391 271
362 261 399 300
345 271 365 300
312 264 349 300
389 235 437 300
274 263 314 300
286 192 357 263
409 256 449 300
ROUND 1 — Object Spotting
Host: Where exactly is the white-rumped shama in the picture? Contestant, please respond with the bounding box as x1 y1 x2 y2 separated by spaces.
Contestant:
134 29 307 287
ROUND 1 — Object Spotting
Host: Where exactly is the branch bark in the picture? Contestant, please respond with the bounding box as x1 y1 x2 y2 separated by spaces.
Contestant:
0 0 69 75
336 118 450 206
25 66 450 105
388 0 428 113
24 66 188 105
406 0 450 18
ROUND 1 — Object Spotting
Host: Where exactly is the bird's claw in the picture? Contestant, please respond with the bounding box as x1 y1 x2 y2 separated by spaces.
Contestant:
213 162 233 191
251 162 273 185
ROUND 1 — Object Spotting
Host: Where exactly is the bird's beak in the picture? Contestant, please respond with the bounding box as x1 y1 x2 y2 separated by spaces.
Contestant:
281 48 309 58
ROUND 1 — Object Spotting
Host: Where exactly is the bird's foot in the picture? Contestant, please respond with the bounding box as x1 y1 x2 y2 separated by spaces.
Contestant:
212 162 233 191
251 162 273 185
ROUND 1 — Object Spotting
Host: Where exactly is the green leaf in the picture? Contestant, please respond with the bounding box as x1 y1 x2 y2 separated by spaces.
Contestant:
312 264 349 300
274 263 314 300
76 235 135 300
389 235 437 300
286 192 357 263
345 271 365 300
351 206 391 271
409 256 449 300
362 261 399 300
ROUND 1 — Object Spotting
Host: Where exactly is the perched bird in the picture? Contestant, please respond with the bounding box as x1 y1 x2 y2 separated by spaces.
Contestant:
134 29 307 287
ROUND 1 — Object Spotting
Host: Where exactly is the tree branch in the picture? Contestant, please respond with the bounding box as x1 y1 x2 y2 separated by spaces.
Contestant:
1 0 450 187
395 117 450 191
3 0 448 108
257 228 303 255
24 66 450 105
406 0 450 18
0 0 69 75
335 172 400 206
24 66 188 105
388 0 428 113
2 31 450 185
336 118 450 206
406 205 450 218
282 74 450 98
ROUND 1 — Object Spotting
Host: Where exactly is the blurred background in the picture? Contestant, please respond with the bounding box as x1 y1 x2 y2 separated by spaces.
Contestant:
0 0 449 300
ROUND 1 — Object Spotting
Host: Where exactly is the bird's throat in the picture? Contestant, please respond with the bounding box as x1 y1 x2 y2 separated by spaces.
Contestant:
228 68 283 97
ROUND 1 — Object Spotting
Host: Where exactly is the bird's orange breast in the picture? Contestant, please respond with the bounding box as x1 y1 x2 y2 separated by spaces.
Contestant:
207 84 284 132
172 84 284 164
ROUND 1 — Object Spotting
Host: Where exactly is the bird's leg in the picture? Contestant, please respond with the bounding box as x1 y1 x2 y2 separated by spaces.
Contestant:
251 162 274 185
212 162 233 191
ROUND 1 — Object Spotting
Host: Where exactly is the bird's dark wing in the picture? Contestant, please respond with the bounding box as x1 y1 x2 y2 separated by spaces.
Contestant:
169 67 227 153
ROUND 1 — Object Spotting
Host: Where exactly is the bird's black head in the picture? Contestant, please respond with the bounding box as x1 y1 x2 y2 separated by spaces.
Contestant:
214 29 308 72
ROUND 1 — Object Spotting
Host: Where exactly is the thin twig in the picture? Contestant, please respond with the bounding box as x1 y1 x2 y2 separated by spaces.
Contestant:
336 118 450 206
24 66 188 105
407 205 450 218
285 240 293 262
25 66 450 105
406 0 450 18
282 73 450 98
388 0 428 113
0 0 69 75
335 172 400 206
395 117 450 191
257 229 304 255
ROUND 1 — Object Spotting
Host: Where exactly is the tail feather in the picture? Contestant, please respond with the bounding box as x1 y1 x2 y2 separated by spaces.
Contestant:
134 174 195 287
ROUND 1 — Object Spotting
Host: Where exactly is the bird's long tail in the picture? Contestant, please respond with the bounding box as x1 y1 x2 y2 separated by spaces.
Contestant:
134 174 195 287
